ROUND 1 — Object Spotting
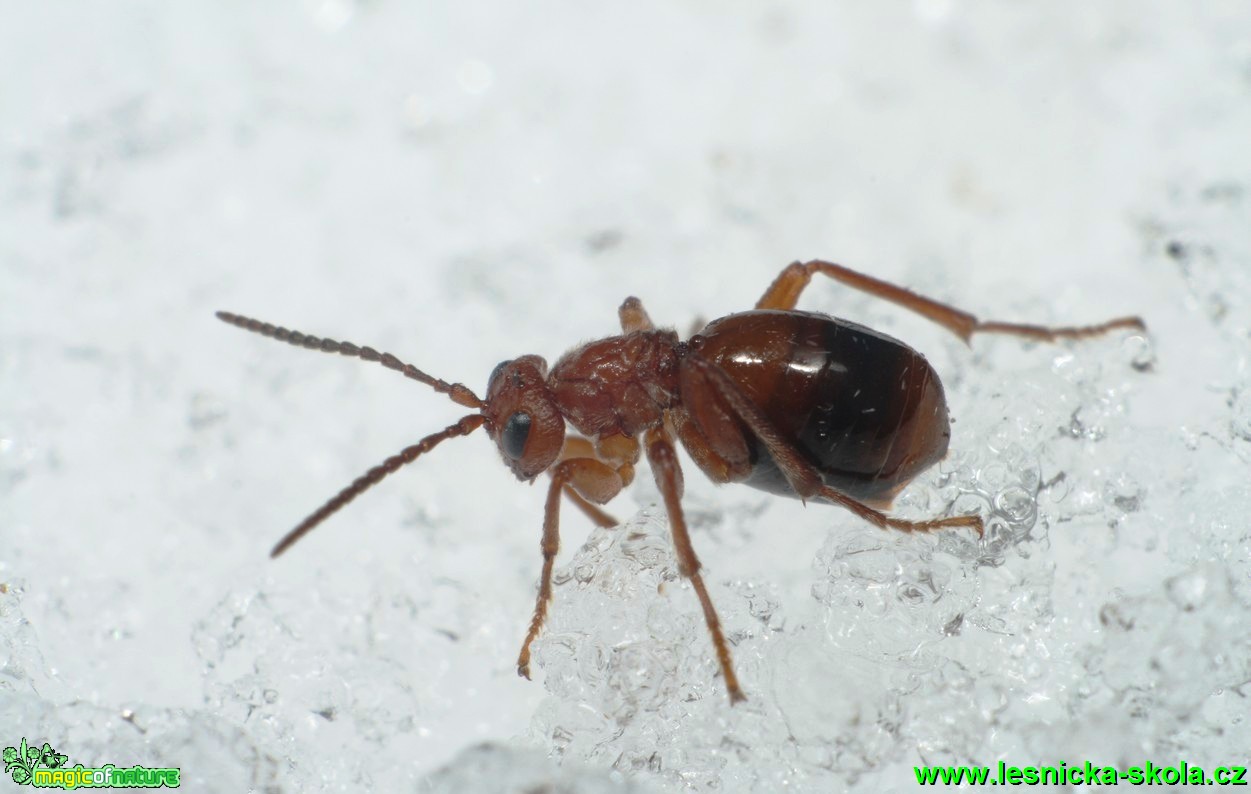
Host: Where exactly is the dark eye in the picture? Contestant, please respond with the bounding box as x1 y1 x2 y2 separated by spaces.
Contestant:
501 412 532 460
488 360 510 389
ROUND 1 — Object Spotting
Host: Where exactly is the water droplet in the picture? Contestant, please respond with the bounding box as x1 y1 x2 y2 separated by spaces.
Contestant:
977 462 1009 491
995 486 1035 524
573 563 595 584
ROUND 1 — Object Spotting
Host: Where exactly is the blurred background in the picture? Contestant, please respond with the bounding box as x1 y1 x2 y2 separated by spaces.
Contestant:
3 2 1249 791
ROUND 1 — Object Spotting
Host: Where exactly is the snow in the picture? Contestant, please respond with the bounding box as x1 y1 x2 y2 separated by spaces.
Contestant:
3 2 1249 791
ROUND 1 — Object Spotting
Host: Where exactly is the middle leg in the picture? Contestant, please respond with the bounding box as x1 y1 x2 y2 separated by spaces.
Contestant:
619 296 656 333
644 425 745 704
554 436 620 528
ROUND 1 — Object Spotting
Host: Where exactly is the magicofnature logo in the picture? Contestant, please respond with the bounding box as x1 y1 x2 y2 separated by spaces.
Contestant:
4 739 67 785
3 738 180 789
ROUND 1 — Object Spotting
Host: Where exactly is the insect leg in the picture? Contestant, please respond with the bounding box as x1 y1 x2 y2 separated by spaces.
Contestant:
562 487 616 528
756 260 1145 344
644 426 746 704
554 437 618 527
517 457 626 680
619 296 656 333
683 354 983 535
621 296 706 337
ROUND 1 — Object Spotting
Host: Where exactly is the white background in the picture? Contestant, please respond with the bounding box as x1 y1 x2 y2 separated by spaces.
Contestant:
4 2 1249 791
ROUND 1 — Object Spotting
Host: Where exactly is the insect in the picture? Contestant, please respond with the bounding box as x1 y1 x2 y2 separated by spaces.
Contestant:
218 259 1145 703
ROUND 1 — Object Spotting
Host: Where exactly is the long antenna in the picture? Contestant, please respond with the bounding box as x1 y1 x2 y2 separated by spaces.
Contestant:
270 414 486 557
216 311 483 408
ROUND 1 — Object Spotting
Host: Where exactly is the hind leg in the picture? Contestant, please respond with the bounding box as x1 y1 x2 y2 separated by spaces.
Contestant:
679 353 983 536
757 259 1145 344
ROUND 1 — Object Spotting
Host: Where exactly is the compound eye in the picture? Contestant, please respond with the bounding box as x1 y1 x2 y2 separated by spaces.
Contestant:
488 360 510 389
500 412 532 460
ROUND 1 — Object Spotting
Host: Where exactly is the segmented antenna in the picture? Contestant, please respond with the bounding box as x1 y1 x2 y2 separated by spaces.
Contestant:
215 311 483 408
268 414 485 557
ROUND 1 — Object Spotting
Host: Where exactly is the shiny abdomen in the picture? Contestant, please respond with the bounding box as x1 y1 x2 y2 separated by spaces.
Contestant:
689 310 950 505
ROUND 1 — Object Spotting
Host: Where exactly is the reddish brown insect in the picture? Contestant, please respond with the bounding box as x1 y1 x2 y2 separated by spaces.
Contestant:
218 260 1145 703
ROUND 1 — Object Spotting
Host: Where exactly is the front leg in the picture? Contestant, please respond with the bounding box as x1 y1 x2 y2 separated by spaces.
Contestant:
644 426 745 704
554 436 618 528
517 456 625 679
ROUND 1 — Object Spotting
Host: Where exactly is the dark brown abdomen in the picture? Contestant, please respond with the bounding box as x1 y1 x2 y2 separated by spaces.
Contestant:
690 310 950 505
